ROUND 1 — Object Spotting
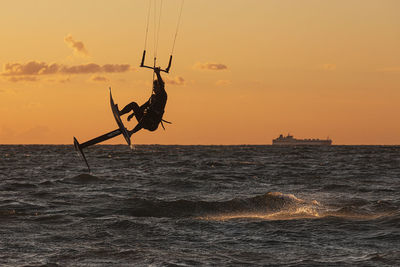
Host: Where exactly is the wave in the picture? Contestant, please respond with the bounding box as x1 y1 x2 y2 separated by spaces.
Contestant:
121 192 321 219
119 192 399 221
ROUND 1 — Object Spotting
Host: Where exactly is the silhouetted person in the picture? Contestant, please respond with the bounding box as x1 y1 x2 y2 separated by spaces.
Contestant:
119 67 168 135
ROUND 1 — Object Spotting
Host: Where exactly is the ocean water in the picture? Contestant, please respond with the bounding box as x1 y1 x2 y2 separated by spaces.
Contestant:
0 145 399 266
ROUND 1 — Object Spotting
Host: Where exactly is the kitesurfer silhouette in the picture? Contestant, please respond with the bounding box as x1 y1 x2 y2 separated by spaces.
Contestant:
119 67 169 135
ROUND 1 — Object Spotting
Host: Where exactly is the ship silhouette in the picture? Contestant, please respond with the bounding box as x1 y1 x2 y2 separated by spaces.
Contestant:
272 134 332 146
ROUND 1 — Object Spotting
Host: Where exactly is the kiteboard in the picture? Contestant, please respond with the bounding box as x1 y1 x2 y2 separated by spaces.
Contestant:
109 88 131 146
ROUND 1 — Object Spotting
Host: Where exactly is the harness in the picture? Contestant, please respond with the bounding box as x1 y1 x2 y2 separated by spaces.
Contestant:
160 119 172 130
142 101 171 131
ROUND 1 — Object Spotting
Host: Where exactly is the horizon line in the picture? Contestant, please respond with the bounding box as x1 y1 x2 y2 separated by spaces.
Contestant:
0 143 399 146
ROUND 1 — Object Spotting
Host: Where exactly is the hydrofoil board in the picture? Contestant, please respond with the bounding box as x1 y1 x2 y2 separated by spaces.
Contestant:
73 88 132 171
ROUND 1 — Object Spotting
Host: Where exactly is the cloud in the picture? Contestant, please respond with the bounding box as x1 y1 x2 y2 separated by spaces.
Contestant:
90 75 109 82
61 63 102 74
61 63 131 74
64 34 89 56
102 64 132 73
165 76 185 86
320 64 337 71
46 78 71 83
2 61 133 79
2 61 55 76
193 62 228 71
216 80 231 86
62 63 131 74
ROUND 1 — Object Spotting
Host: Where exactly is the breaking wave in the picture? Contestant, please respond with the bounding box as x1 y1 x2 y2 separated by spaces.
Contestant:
121 192 320 219
120 192 397 221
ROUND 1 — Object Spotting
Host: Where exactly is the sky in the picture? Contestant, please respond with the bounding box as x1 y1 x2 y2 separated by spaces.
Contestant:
1 0 400 145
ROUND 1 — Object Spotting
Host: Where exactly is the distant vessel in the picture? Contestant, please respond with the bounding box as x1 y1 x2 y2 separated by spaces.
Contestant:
272 134 332 146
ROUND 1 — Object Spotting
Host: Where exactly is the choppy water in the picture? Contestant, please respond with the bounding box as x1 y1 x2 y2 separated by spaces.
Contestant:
0 145 399 266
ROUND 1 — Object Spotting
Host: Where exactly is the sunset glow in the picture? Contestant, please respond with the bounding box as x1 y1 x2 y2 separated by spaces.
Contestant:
1 0 399 145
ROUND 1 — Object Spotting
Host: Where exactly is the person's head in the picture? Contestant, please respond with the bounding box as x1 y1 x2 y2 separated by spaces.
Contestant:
153 79 158 88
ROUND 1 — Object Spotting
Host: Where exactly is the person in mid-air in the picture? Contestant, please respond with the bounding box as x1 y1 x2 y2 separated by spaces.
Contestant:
119 67 168 135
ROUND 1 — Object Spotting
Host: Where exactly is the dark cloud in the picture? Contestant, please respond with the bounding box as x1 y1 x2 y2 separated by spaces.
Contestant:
165 76 185 86
2 61 133 78
61 63 102 74
194 62 228 71
3 61 55 76
102 64 131 73
61 63 131 74
64 34 88 56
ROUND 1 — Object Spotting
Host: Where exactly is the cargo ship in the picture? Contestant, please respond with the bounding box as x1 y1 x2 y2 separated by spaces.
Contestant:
272 134 332 146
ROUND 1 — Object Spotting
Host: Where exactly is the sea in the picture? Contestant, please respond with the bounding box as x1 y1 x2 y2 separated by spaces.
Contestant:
0 145 399 266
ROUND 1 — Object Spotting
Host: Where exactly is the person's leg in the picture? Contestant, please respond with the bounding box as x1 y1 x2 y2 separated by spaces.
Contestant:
128 104 150 123
119 102 140 116
120 102 146 122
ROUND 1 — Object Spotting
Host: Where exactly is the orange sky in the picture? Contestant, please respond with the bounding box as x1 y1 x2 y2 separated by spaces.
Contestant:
1 0 400 145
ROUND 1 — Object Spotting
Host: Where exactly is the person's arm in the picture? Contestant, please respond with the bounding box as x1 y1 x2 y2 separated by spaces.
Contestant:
154 67 164 87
